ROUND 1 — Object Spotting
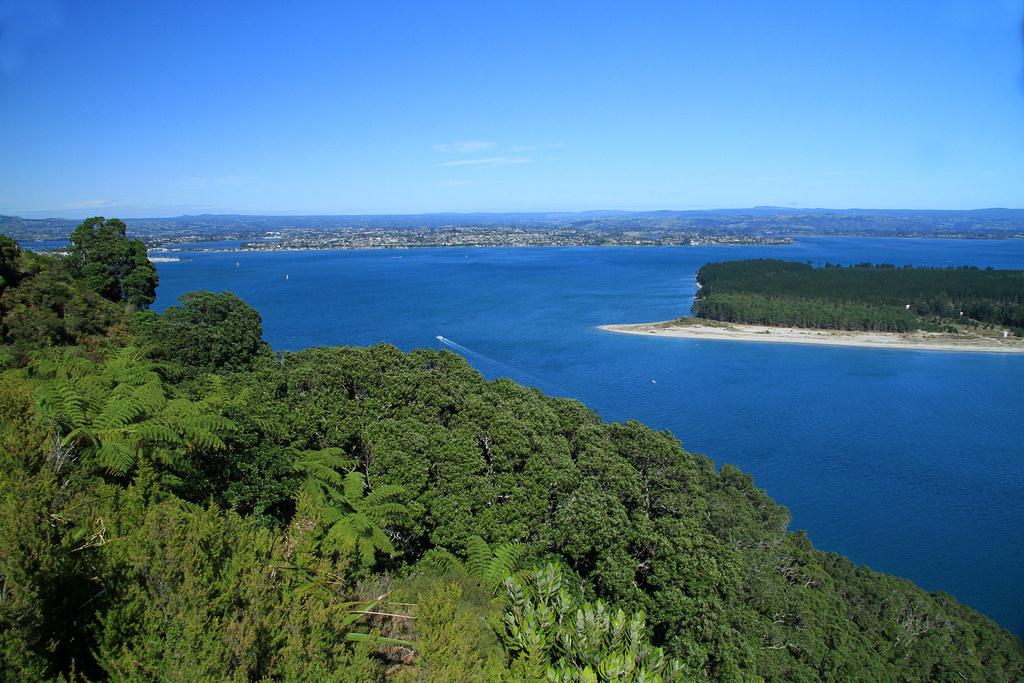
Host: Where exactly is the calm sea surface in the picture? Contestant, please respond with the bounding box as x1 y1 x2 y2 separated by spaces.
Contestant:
154 237 1024 636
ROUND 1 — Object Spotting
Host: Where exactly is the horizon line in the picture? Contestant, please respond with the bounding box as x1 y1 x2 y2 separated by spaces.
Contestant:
6 205 1024 222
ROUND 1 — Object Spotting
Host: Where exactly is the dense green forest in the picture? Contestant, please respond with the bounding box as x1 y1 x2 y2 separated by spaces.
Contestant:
691 260 1024 335
1 224 1022 682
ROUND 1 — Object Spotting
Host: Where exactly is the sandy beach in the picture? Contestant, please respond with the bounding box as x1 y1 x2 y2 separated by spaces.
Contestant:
599 320 1024 353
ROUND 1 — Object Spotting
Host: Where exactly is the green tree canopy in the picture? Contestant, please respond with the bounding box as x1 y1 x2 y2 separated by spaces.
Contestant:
692 259 1024 334
143 290 269 375
0 249 122 353
0 234 21 291
69 217 157 307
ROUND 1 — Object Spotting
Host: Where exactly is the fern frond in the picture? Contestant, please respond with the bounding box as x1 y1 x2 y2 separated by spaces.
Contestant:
53 382 88 428
370 525 397 557
488 542 526 587
295 461 344 487
96 439 136 474
179 426 226 451
250 413 284 437
292 447 353 487
363 484 405 505
466 535 492 580
367 502 407 519
134 422 180 445
324 519 357 555
345 514 374 534
94 397 145 430
318 505 343 526
133 381 168 413
342 471 367 501
65 426 99 448
419 548 464 574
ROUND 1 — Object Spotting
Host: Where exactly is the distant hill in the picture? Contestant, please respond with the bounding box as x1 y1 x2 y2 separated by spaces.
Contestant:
3 207 1024 242
0 215 79 240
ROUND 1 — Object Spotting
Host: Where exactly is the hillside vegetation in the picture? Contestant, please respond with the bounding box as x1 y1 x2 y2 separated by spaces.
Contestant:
692 260 1024 335
1 225 1022 682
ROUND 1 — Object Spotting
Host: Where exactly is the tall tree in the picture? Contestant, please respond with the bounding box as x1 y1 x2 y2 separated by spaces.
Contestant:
0 234 21 292
142 290 268 374
69 217 157 307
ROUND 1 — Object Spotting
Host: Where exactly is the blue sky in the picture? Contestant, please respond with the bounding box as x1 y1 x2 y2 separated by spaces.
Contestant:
0 0 1022 217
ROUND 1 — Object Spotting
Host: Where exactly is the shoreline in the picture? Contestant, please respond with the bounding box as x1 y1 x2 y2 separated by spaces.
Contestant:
599 320 1024 354
144 240 793 254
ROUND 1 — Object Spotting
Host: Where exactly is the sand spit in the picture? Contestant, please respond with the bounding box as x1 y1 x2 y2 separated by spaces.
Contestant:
599 320 1024 354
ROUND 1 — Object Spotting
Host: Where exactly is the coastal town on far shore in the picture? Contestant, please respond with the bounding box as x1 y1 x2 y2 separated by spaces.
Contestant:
8 207 1024 255
151 226 794 252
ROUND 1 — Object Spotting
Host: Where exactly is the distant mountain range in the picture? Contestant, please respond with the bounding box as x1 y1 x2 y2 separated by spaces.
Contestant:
3 207 1024 242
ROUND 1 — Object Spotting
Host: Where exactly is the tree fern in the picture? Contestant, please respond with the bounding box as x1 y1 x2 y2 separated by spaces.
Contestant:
417 548 463 574
298 469 407 568
292 446 355 502
31 347 234 476
465 534 527 592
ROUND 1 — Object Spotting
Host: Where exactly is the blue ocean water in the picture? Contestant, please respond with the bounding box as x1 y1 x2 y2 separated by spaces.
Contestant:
154 237 1024 637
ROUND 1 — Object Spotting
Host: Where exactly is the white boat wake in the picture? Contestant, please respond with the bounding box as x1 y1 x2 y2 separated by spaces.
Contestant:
434 335 564 395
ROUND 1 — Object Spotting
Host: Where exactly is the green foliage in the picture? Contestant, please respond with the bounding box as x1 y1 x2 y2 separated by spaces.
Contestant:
693 259 1024 334
94 498 388 682
173 371 299 523
95 499 279 680
139 290 269 375
69 217 158 306
299 469 408 568
0 233 21 290
393 581 508 683
32 346 233 477
465 534 528 592
502 564 574 678
0 369 112 680
1 262 1021 682
0 248 123 353
294 446 356 498
502 564 689 682
270 344 1022 681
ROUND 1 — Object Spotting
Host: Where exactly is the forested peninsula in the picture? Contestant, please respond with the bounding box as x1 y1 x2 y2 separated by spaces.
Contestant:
2 223 1023 681
603 260 1024 352
693 260 1024 334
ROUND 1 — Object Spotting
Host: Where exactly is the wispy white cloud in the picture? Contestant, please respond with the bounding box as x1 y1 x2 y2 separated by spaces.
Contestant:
432 141 496 154
64 198 113 209
437 156 533 168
